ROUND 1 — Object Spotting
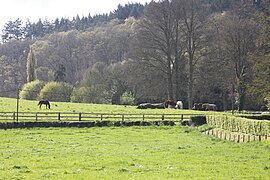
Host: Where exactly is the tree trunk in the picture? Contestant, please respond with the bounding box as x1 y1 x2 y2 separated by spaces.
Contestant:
167 60 174 100
188 66 194 109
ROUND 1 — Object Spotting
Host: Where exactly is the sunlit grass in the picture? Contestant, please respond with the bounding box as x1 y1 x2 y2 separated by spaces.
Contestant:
1 97 268 179
0 97 222 115
0 126 269 179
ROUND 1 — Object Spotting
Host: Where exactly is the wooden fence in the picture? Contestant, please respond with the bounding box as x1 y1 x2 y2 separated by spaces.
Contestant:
0 112 198 122
203 128 268 143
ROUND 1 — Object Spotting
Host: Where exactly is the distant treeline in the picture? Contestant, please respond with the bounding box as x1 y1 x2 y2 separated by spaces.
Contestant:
1 3 145 42
0 0 269 112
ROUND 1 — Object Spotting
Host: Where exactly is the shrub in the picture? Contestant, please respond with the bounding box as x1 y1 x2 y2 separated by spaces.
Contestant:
20 80 46 100
120 92 135 105
70 86 110 104
39 82 73 102
71 87 96 103
190 116 207 126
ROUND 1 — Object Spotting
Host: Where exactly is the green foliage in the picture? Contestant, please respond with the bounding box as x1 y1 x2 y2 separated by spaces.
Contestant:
54 64 66 82
248 53 270 109
120 92 135 105
26 47 36 82
70 86 109 104
81 62 112 104
265 93 270 110
19 80 46 100
39 82 73 102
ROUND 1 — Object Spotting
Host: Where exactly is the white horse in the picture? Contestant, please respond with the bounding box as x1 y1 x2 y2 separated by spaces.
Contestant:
175 101 183 109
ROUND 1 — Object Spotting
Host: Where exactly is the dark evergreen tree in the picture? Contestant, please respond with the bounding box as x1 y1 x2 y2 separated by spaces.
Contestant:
54 18 60 32
1 18 24 42
113 3 145 21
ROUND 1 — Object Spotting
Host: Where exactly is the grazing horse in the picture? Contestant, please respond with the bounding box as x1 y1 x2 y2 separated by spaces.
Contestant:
192 103 217 111
165 100 176 109
175 101 183 109
202 103 217 111
192 103 204 110
38 100 51 109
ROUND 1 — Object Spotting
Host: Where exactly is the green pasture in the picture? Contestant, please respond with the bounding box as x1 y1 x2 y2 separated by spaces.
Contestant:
0 97 220 115
0 97 269 179
0 127 269 179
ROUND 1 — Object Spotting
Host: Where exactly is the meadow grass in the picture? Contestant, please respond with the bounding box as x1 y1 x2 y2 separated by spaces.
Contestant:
1 97 269 179
0 126 269 179
0 97 221 115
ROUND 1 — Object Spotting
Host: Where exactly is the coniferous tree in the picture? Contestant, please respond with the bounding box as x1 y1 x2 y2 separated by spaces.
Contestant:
1 18 24 42
26 47 36 82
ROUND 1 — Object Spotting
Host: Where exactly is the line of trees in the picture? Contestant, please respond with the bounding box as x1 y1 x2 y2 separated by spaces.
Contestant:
0 0 269 111
1 3 145 42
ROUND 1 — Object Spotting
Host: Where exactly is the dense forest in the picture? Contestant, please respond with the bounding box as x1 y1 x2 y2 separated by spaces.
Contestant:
0 0 269 111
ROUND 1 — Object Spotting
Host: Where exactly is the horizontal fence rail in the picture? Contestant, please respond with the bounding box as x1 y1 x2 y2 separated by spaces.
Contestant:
0 112 199 122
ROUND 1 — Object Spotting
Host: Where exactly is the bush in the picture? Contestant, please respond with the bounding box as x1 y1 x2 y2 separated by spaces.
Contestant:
190 116 207 126
70 86 110 104
39 82 73 102
70 87 97 103
120 92 135 105
20 80 46 100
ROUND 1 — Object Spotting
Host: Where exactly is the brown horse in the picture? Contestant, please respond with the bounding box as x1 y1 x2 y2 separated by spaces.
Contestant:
38 100 51 109
164 100 176 109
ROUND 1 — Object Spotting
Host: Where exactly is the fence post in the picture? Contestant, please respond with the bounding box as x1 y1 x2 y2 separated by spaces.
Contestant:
79 113 82 121
36 113 38 122
181 114 183 122
58 112 61 121
100 114 103 121
13 112 16 121
142 113 144 122
162 114 164 121
122 114 124 123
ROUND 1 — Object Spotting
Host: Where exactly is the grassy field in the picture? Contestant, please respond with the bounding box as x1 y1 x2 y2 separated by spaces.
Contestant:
0 97 220 115
0 126 269 179
1 97 269 179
